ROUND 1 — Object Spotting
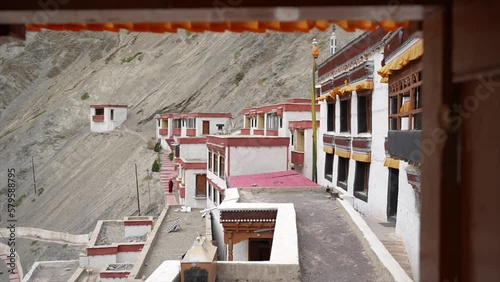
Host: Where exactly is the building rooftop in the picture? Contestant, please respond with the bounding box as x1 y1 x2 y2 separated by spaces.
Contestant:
95 221 146 246
158 112 231 119
237 188 379 282
90 104 128 108
207 135 290 147
22 260 79 282
242 98 319 115
227 170 319 188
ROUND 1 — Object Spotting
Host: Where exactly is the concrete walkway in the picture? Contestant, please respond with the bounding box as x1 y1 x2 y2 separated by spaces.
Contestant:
239 190 379 282
160 154 178 206
364 217 414 279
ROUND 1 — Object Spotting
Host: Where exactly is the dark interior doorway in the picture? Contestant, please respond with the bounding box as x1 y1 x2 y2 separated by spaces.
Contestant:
248 238 272 261
387 168 399 222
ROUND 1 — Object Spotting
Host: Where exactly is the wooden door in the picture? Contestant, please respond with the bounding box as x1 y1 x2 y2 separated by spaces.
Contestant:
196 174 207 197
202 121 210 135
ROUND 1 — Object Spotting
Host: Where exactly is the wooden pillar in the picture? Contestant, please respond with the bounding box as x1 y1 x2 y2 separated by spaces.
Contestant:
228 237 233 261
421 5 460 282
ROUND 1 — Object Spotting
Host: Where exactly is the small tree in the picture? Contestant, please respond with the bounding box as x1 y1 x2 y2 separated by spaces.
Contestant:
152 159 161 172
154 142 162 152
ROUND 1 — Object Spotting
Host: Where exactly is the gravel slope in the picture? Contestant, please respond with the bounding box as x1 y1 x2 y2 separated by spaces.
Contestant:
0 29 362 237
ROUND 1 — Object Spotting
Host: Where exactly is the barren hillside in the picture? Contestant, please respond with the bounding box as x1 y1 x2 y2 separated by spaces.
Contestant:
0 28 361 236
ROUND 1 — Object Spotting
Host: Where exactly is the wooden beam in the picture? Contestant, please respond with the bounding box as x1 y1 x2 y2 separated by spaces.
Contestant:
228 237 233 261
421 5 459 282
0 5 428 25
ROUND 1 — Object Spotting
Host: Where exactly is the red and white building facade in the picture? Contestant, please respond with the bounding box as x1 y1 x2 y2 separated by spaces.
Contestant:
155 113 231 208
90 104 128 132
155 113 231 150
241 99 320 179
316 27 421 279
205 136 290 207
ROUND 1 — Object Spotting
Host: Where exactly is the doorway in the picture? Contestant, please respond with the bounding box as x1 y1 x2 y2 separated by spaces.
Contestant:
110 109 114 120
387 168 399 222
248 238 272 261
196 174 207 197
202 121 210 135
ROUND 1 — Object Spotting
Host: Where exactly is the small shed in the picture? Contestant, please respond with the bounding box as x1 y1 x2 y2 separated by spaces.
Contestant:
90 104 128 132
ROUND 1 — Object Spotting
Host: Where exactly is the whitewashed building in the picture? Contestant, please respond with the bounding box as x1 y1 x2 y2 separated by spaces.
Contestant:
241 99 319 179
316 27 422 279
205 135 289 207
157 113 231 208
90 104 127 132
156 113 231 150
378 30 424 280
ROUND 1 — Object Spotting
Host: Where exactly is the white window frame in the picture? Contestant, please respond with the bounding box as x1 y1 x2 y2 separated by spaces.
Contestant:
186 118 196 129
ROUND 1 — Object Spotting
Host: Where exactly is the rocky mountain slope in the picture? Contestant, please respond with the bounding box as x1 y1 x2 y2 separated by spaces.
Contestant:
0 28 362 236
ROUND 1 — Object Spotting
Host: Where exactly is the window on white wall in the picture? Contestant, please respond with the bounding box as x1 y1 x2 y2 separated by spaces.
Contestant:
186 118 196 128
325 153 334 181
251 117 257 128
337 157 349 190
173 119 181 128
219 156 225 179
354 162 370 202
215 190 219 206
208 151 212 171
295 130 305 152
266 113 279 130
213 153 219 176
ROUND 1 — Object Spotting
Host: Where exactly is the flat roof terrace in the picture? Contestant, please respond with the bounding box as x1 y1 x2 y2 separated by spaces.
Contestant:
22 260 79 282
238 188 379 282
138 206 206 279
95 221 147 246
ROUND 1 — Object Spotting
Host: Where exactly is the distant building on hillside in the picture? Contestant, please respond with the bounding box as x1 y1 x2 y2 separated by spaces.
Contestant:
241 99 320 179
90 104 128 132
155 113 232 151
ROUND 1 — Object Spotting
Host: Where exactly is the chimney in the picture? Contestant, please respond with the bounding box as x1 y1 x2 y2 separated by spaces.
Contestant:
330 25 337 55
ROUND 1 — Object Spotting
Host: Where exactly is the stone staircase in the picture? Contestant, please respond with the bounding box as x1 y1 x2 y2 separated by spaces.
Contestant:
363 217 414 280
381 240 414 279
159 154 178 206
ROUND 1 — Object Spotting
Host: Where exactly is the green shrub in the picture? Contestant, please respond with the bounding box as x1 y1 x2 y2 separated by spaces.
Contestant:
81 92 89 100
234 72 245 86
122 52 143 63
169 152 174 161
14 194 26 207
154 142 162 152
152 159 161 172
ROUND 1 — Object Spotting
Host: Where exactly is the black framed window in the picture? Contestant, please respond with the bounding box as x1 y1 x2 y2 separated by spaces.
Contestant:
354 162 370 202
337 157 349 190
325 153 334 181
